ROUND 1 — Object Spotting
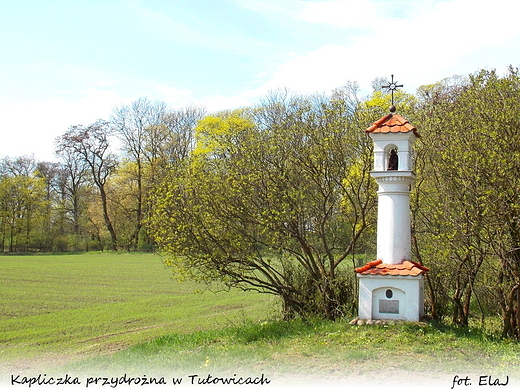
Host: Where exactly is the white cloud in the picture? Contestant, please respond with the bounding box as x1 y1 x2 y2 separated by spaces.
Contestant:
0 89 128 161
201 92 259 113
3 0 520 162
247 0 520 97
130 1 268 56
251 45 358 95
298 0 384 28
229 0 302 18
152 85 197 108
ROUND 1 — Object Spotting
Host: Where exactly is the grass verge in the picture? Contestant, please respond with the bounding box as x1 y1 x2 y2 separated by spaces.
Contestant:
64 318 520 380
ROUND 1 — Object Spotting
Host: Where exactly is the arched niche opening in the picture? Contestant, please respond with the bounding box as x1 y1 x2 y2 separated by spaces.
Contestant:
372 286 406 319
385 145 398 171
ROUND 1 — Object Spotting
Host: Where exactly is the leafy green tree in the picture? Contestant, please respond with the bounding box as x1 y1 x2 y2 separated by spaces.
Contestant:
413 69 520 336
141 106 205 251
0 175 47 252
149 88 377 319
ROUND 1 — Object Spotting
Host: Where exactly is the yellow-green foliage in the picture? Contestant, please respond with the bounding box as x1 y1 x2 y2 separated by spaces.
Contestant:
0 175 48 251
412 68 520 332
148 92 377 319
193 110 256 159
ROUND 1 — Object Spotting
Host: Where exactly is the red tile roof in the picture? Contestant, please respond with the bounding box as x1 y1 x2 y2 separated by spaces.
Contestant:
355 259 429 276
365 114 420 137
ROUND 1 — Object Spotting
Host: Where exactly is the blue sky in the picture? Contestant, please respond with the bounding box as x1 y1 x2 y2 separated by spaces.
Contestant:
1 0 520 161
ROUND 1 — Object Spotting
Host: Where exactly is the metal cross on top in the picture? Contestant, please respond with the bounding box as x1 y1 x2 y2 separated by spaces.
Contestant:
382 75 403 106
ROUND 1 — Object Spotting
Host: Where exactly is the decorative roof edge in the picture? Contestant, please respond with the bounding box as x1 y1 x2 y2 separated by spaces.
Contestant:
365 113 420 138
354 259 383 273
354 259 429 276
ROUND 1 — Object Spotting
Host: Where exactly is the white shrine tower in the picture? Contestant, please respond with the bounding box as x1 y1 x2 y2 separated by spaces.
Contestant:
355 96 428 322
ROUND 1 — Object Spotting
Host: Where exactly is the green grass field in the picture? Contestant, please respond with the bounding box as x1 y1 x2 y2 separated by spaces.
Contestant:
2 253 520 388
0 253 275 372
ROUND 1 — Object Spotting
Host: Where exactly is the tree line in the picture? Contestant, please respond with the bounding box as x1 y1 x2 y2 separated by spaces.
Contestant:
1 68 519 337
0 101 205 252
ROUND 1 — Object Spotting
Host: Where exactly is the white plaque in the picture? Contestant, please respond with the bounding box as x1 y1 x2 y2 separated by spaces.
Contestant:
379 299 399 314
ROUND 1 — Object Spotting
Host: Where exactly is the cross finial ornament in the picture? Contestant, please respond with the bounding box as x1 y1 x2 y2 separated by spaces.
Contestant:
382 75 403 108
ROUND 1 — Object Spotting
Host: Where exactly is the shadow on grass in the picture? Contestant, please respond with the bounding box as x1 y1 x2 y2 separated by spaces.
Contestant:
232 319 321 343
396 320 505 343
0 251 87 256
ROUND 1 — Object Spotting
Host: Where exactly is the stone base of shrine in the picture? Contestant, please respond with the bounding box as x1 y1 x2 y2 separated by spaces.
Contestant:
357 274 425 322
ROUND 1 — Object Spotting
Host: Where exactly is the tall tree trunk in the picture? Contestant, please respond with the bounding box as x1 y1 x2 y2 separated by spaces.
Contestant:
128 157 143 251
99 185 118 251
502 284 520 338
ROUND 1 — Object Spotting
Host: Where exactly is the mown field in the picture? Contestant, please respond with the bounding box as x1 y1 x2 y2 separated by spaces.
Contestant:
2 253 520 389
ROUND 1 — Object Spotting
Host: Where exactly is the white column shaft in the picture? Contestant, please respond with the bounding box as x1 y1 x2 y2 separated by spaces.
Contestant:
372 172 414 265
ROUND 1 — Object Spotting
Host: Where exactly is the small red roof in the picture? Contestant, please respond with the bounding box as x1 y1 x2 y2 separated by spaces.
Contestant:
355 259 429 276
365 113 420 137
